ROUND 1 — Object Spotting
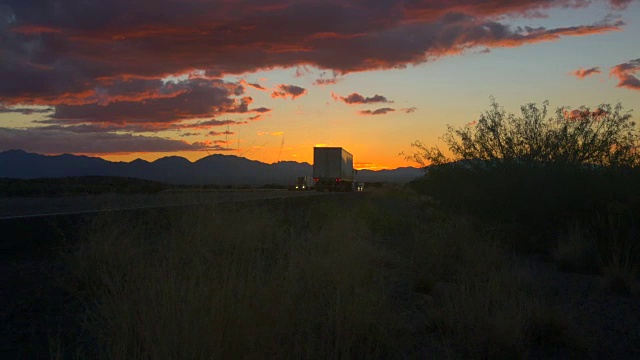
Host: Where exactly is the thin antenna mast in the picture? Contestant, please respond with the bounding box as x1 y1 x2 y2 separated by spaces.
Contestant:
277 136 284 162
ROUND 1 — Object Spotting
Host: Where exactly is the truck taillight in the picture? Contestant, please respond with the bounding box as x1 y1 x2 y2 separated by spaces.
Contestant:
313 178 318 182
335 178 341 182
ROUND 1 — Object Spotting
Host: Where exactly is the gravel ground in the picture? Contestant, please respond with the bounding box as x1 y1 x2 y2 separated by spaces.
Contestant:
0 256 86 359
514 254 640 359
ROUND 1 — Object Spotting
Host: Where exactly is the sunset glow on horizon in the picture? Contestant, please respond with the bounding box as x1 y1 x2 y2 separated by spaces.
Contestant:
1 0 639 170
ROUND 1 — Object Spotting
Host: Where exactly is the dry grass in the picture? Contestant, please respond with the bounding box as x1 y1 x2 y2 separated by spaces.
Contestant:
62 201 396 359
553 222 600 274
53 190 595 359
408 214 583 358
553 213 640 296
598 208 640 296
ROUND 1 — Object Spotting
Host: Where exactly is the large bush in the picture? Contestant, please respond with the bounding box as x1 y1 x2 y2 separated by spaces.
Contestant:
407 98 638 169
407 99 640 255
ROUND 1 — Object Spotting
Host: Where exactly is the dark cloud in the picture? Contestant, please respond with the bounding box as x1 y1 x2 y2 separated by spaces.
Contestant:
570 66 602 79
180 132 200 137
0 0 626 107
359 108 395 115
401 107 417 113
313 70 342 86
208 130 235 136
34 118 247 133
186 119 248 128
0 105 53 115
313 78 341 86
333 92 391 104
0 127 226 154
48 78 250 124
0 0 631 155
610 59 640 91
271 84 308 99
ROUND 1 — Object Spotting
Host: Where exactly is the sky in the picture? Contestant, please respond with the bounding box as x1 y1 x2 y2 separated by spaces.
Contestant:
0 0 639 170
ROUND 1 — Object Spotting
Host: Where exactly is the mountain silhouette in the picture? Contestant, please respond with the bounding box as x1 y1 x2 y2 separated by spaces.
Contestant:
0 150 423 185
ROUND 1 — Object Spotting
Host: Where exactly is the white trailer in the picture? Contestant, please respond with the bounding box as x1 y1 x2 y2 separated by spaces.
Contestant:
313 147 354 192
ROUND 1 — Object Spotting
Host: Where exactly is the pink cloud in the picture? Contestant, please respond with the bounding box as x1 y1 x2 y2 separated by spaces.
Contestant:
570 66 602 79
359 108 395 116
610 59 640 91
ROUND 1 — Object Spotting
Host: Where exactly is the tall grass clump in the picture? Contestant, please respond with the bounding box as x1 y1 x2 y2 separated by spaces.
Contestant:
63 199 396 359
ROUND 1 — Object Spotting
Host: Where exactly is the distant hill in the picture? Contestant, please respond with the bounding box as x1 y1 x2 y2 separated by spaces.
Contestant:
0 150 423 185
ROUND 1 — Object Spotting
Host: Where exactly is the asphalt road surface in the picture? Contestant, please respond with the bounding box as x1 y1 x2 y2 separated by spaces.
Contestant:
0 189 323 220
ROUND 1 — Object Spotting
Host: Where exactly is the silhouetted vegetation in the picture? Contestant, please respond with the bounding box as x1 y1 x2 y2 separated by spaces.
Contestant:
407 99 640 286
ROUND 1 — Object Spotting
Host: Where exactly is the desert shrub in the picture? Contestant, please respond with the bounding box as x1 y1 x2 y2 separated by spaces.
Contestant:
407 99 640 257
407 99 638 168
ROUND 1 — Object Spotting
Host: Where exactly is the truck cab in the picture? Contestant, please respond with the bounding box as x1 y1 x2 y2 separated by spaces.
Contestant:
295 176 312 190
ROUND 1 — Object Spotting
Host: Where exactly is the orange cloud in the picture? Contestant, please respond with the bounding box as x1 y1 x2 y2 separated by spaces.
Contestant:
240 79 267 91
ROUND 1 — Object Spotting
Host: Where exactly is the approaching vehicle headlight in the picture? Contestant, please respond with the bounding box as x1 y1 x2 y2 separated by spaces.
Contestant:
296 186 299 189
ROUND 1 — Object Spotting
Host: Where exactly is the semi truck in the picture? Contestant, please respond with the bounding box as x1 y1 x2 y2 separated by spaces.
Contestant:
295 176 313 190
313 147 354 192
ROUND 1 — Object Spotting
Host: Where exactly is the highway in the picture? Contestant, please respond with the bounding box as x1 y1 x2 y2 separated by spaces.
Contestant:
0 190 331 257
0 189 322 220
